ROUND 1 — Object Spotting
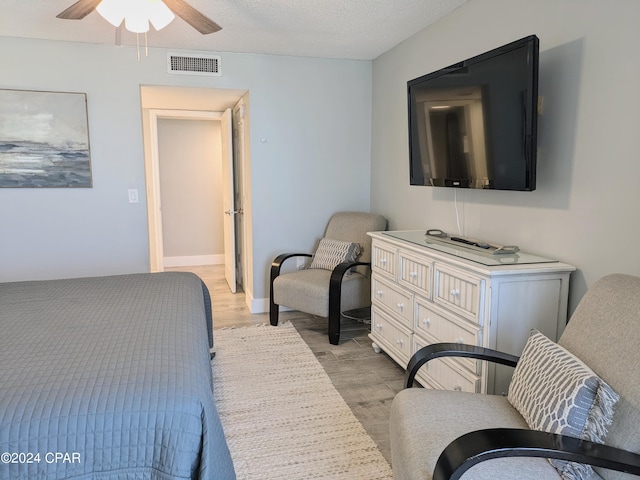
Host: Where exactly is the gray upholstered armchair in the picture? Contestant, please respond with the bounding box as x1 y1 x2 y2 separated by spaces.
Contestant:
390 274 640 480
269 211 387 345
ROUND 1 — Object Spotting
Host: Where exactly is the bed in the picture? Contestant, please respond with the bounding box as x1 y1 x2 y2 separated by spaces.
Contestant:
0 272 235 480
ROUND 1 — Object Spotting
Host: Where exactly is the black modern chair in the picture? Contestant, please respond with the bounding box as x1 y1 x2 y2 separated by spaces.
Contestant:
269 211 387 345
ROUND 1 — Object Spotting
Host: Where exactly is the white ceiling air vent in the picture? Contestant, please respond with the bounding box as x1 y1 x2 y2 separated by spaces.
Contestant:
167 53 222 76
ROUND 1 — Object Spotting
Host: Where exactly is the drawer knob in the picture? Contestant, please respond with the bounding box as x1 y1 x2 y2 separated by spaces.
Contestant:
396 339 404 347
450 289 460 297
455 337 463 344
409 271 418 278
376 290 384 297
422 318 431 328
453 385 462 392
380 258 387 264
396 303 404 311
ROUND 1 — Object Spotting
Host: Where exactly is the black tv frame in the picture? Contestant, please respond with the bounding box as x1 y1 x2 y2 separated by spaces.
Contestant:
407 35 539 191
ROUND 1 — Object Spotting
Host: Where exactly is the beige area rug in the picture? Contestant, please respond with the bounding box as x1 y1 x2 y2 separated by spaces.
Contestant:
211 323 393 480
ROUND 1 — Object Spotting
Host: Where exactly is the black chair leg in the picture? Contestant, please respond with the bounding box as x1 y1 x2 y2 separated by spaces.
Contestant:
328 312 340 345
328 272 342 345
327 260 372 345
269 261 280 326
270 299 279 326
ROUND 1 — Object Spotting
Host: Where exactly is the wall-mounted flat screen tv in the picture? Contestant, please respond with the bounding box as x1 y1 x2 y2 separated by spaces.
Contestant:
408 35 539 191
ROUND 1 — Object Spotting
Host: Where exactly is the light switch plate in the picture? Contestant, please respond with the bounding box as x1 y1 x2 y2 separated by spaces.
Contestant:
128 189 139 204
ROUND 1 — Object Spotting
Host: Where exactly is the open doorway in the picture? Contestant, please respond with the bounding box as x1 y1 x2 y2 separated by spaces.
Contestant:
140 86 249 295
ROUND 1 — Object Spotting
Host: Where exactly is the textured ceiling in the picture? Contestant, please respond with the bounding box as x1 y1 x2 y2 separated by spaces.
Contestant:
0 0 468 60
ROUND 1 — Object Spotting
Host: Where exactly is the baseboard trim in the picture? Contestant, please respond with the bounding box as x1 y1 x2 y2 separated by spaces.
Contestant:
245 294 293 315
163 255 224 268
246 292 267 314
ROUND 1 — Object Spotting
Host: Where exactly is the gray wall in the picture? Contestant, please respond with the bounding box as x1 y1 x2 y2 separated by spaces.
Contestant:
0 36 373 308
370 0 640 311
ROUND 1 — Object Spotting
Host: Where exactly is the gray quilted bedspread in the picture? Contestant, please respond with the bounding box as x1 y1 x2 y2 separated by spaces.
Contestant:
0 272 235 480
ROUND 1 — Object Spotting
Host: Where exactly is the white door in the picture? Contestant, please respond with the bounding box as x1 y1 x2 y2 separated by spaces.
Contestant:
232 99 246 289
221 108 236 293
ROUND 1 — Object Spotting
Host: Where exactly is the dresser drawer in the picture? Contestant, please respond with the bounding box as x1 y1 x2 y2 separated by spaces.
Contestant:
414 299 483 375
372 240 396 277
434 264 483 324
372 275 412 327
398 252 432 298
371 308 412 366
412 336 481 393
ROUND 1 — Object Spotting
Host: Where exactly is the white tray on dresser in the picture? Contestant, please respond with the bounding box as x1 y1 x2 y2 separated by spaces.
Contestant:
368 230 576 395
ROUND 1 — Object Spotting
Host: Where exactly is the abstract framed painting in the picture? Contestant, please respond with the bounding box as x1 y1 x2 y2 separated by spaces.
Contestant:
0 89 92 188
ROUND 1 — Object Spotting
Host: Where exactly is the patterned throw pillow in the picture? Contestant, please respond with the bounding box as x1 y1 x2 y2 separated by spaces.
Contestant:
309 238 361 271
507 330 620 480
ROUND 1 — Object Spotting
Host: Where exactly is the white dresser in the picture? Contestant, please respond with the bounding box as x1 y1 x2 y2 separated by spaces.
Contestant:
368 231 575 395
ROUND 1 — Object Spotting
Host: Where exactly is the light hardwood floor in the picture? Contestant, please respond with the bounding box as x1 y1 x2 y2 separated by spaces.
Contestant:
166 264 405 464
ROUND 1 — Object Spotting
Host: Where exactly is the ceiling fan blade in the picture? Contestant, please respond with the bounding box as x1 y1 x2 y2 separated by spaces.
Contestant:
56 0 103 20
163 0 222 34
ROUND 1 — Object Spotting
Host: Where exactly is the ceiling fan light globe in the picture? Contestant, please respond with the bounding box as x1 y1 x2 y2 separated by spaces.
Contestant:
148 1 175 31
125 15 150 33
96 0 126 27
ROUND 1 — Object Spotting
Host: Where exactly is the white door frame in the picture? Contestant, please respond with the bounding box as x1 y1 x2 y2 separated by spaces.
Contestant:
146 109 223 272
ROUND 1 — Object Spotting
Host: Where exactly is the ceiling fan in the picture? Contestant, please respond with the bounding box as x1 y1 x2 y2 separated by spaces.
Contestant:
56 0 222 35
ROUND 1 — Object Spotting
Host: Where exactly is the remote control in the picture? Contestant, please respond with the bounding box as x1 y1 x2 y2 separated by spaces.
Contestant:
450 237 491 249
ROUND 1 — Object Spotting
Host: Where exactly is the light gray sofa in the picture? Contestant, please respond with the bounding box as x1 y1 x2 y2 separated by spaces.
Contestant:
390 274 640 480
